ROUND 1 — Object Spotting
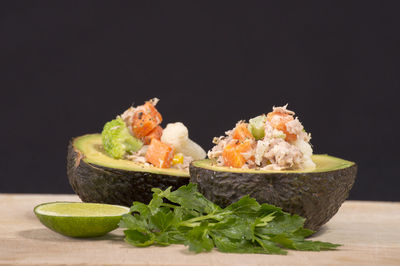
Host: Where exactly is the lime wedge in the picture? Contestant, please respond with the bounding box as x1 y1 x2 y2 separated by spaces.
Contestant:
34 202 130 238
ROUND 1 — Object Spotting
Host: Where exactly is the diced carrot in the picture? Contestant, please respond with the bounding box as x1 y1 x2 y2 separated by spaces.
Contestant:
223 142 245 168
142 126 163 145
266 112 297 142
222 140 253 168
239 140 256 162
145 139 174 168
236 140 253 154
132 101 163 138
232 123 254 141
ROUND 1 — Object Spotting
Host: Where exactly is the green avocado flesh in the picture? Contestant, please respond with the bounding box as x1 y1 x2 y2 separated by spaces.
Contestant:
192 154 354 173
189 154 357 231
74 134 189 177
67 134 190 206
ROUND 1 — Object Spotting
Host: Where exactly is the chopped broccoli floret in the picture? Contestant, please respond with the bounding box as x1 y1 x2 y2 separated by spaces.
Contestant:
101 117 143 159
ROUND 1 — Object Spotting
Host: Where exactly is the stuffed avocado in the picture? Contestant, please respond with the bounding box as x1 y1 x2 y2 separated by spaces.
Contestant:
67 99 206 206
189 105 357 230
102 98 205 169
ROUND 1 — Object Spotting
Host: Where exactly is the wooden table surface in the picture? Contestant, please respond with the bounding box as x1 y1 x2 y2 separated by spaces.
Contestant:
0 194 399 266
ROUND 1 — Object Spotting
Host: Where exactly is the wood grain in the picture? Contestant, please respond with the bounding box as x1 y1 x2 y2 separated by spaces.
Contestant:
0 194 399 265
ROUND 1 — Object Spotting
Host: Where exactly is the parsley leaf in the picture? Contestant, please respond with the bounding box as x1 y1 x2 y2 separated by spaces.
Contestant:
166 183 220 214
120 184 340 254
185 222 214 253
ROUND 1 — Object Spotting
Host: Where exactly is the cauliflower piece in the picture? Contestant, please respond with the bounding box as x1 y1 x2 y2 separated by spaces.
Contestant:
179 139 207 160
161 122 189 149
161 122 206 160
101 117 143 159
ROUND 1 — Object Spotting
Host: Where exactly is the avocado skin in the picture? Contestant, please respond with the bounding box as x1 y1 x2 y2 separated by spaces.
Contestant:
67 141 189 206
189 163 357 231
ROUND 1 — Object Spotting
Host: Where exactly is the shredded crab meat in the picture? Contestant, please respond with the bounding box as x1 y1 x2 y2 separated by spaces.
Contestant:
125 154 148 164
208 105 316 171
149 97 160 106
208 134 232 159
262 139 303 170
125 145 148 164
254 140 269 165
120 107 136 133
285 118 303 136
272 104 295 115
264 123 286 139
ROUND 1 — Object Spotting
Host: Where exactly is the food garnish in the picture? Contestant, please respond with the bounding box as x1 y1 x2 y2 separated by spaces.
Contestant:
119 184 340 254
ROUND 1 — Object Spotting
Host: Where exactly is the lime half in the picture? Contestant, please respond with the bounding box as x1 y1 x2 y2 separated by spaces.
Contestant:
34 202 130 238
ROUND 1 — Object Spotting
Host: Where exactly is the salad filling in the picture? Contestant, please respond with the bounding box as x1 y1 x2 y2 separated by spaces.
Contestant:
101 98 206 170
208 105 316 170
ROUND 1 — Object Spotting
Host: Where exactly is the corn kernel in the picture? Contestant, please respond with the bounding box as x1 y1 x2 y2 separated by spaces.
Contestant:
172 153 184 165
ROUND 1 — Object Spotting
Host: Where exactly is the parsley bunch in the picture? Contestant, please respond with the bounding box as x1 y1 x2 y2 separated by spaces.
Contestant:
119 184 339 254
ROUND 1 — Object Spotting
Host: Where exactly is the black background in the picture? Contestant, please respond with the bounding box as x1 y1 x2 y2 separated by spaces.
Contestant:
1 1 399 201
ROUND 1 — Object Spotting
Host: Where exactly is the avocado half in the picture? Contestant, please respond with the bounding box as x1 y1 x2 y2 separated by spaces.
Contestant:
67 134 189 206
189 155 357 231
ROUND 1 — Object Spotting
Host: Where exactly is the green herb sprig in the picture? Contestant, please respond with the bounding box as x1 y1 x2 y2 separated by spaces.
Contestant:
119 184 340 254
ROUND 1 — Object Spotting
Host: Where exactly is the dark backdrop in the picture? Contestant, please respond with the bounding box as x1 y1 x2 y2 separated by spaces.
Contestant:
1 1 399 201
